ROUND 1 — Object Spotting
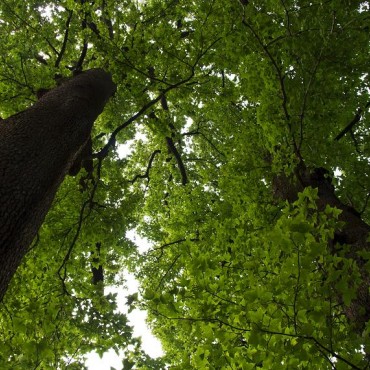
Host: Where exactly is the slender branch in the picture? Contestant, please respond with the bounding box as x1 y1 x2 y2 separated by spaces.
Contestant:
316 347 337 369
94 46 215 160
350 129 362 155
150 302 363 369
298 47 324 149
2 0 59 56
67 2 93 74
151 308 251 333
57 198 89 291
292 240 301 334
93 94 166 159
102 0 114 39
0 72 34 93
259 328 362 370
57 148 103 291
150 238 186 253
182 129 226 157
158 85 189 185
205 288 240 306
166 136 188 185
95 62 202 159
55 10 73 68
20 57 30 92
156 254 181 290
335 102 370 141
241 20 290 123
129 149 161 183
74 40 88 73
359 191 370 215
241 19 307 164
280 0 292 36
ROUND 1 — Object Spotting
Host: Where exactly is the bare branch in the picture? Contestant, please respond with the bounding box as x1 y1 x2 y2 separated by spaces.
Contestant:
74 40 88 73
94 82 192 160
94 37 222 163
166 136 188 185
335 102 370 141
55 10 74 68
182 129 226 158
156 254 181 290
152 238 186 251
129 149 161 183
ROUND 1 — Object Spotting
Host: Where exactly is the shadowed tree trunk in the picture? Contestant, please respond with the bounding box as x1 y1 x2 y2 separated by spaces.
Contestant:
273 165 370 332
0 69 116 301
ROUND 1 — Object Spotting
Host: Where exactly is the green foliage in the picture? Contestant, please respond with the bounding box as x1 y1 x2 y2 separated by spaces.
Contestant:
0 0 370 368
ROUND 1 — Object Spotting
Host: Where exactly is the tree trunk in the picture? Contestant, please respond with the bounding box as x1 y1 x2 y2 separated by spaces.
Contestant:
273 166 370 332
0 69 116 301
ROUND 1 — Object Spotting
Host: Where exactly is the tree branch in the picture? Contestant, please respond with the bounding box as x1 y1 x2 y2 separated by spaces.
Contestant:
94 77 194 160
166 136 188 185
129 149 161 183
102 0 114 39
93 37 222 167
156 254 181 290
241 20 290 123
55 10 73 68
335 102 370 141
182 129 226 158
259 328 362 370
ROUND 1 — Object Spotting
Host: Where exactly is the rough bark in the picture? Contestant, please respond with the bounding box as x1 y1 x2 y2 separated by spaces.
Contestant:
273 165 370 332
0 69 116 301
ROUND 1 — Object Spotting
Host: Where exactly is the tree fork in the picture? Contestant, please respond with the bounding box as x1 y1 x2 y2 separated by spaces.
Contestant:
0 69 116 301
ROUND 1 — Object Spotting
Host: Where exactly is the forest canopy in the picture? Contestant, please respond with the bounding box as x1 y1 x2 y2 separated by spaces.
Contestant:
0 0 370 369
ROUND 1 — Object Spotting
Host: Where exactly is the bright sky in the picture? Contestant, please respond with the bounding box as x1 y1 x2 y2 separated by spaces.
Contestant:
85 109 163 368
85 231 164 369
85 307 163 369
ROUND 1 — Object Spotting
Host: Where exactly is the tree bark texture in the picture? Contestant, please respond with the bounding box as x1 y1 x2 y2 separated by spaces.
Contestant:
273 166 370 332
0 69 116 301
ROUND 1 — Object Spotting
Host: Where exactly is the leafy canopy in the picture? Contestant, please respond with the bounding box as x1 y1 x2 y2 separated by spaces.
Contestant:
0 0 369 369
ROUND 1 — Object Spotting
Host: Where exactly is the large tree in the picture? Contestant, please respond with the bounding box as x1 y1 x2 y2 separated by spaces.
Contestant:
0 68 116 301
0 0 369 369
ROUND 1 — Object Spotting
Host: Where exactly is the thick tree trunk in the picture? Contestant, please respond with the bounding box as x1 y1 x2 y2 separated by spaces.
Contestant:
0 69 116 301
273 166 370 332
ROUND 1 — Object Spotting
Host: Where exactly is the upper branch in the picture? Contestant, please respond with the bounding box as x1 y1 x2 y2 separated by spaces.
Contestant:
166 136 188 185
335 102 370 141
55 10 74 68
94 39 222 160
129 149 161 184
241 20 290 123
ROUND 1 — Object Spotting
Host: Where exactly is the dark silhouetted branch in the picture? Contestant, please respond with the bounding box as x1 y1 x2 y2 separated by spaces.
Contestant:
129 149 161 183
94 37 222 160
335 102 370 141
166 136 188 185
55 10 73 68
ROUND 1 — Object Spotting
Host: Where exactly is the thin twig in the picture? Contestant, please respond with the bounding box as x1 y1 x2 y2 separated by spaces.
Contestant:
241 20 290 123
156 254 181 290
298 47 324 150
